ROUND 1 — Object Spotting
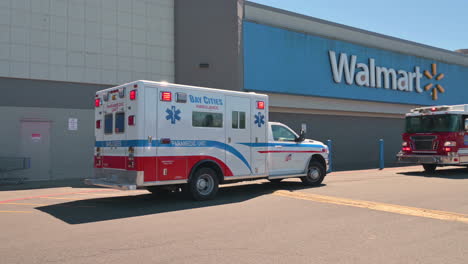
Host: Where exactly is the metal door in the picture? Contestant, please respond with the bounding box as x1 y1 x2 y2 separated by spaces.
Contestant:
19 121 51 180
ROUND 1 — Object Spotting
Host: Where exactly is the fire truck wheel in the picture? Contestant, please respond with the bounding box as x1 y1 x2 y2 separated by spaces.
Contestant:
189 167 219 201
301 160 325 186
422 164 437 173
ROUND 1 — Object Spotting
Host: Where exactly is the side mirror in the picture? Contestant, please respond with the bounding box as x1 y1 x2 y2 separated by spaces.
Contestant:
295 129 306 142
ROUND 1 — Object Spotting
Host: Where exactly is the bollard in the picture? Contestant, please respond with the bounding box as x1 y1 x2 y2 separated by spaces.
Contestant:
379 139 384 170
326 139 332 173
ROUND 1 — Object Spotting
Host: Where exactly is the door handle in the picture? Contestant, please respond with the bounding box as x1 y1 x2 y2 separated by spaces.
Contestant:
228 137 231 143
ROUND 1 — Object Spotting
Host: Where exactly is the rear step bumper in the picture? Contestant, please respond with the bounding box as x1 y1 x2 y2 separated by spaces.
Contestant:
84 168 143 190
396 153 462 164
84 179 137 190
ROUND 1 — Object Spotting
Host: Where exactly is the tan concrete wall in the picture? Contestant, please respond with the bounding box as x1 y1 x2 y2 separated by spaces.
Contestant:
0 0 174 85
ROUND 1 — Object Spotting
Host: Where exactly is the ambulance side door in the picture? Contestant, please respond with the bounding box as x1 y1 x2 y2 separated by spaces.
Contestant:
226 96 252 176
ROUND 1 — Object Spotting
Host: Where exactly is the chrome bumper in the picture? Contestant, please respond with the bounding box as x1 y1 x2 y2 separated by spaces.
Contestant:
84 178 137 190
84 168 143 190
396 152 460 165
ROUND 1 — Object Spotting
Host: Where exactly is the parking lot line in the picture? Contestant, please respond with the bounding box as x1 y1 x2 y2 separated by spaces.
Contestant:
0 202 47 206
274 190 468 224
40 197 82 200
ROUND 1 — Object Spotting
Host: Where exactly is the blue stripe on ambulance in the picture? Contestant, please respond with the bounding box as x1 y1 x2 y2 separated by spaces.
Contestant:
95 140 252 172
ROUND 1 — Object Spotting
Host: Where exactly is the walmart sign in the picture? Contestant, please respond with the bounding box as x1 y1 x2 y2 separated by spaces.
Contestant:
244 22 468 105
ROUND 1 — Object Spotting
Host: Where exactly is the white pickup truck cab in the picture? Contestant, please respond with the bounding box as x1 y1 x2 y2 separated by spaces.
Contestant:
86 81 329 200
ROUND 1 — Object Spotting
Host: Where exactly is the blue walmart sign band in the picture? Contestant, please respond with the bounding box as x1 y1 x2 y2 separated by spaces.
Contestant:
243 21 468 106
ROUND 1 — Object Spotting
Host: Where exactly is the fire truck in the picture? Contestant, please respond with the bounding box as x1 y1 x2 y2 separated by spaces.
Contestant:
85 81 329 200
397 104 468 172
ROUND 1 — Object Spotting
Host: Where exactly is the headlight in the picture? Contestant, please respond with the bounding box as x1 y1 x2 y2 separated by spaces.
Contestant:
402 142 408 147
444 141 456 147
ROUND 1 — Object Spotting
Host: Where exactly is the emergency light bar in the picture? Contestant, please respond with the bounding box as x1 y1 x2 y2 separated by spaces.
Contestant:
257 101 265 109
411 106 450 113
161 91 172 102
130 90 137 100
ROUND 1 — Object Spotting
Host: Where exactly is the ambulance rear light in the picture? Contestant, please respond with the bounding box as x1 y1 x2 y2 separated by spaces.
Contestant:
130 90 137 100
257 101 265 109
161 91 172 102
96 120 101 129
95 98 101 107
128 115 135 126
128 146 135 169
103 92 109 102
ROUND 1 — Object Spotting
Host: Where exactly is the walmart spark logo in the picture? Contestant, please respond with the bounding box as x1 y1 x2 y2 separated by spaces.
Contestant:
166 106 181 124
424 63 445 100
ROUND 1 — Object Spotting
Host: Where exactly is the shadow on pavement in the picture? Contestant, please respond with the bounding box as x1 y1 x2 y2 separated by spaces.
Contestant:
0 178 98 191
397 167 468 179
37 181 325 225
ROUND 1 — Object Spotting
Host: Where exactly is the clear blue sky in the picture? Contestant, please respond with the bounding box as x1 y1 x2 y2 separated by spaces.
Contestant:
248 0 468 51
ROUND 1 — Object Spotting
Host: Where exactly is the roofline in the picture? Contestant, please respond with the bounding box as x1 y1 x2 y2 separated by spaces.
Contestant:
98 80 268 98
245 1 468 60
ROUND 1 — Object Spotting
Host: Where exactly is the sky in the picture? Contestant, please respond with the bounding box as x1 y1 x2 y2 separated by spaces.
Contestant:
248 0 468 52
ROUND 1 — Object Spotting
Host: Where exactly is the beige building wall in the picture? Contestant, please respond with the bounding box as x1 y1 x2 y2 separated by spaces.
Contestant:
0 0 174 85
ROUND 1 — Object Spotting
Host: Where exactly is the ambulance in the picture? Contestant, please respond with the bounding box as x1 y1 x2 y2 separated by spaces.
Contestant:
85 81 329 200
397 104 468 172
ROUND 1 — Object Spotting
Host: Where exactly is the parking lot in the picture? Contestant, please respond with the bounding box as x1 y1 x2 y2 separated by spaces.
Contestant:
1 166 468 264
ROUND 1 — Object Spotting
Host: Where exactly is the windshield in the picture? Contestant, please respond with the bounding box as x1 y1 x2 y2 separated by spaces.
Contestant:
405 114 461 133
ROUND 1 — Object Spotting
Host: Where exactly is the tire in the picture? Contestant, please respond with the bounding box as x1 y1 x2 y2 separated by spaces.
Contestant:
268 179 283 183
188 167 219 201
422 164 437 173
301 160 325 186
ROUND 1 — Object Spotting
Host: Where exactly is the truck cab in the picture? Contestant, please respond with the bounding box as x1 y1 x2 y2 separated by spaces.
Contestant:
86 81 329 200
397 105 468 172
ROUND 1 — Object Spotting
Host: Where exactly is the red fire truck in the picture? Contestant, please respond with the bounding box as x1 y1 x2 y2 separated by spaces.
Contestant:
397 105 468 173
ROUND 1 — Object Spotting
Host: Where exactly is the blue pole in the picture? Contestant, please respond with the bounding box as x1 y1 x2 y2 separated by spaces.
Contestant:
379 139 384 170
326 139 332 173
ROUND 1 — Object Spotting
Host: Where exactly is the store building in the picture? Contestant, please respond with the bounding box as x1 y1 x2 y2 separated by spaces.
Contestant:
1 0 468 181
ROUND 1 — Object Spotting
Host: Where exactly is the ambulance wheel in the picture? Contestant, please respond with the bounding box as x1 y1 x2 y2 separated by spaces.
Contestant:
301 161 325 186
188 167 219 201
422 164 437 173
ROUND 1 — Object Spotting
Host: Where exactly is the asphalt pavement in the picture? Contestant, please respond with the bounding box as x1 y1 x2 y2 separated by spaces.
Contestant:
0 166 467 264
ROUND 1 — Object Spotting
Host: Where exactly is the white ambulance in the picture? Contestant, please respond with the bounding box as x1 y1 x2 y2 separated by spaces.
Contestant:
85 81 329 200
